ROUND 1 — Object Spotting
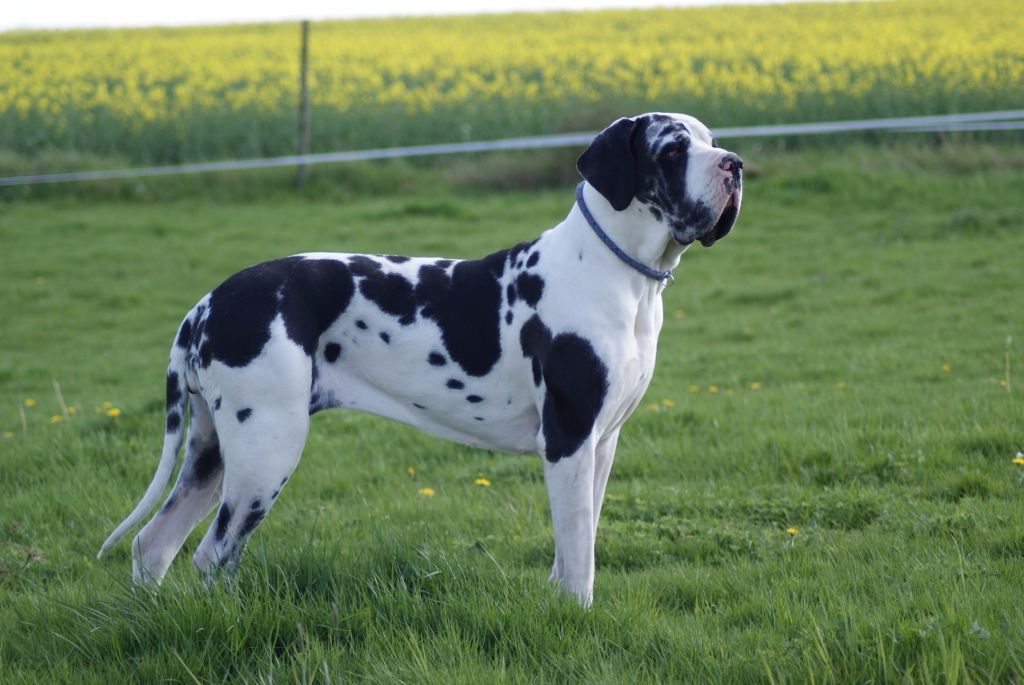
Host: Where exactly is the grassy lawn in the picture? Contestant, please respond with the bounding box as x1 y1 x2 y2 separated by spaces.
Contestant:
1 141 1023 682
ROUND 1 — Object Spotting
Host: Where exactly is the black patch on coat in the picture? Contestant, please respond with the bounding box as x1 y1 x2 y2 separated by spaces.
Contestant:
474 416 484 421
506 283 517 306
348 255 383 277
526 251 540 268
416 264 450 297
176 317 193 349
191 443 222 484
446 379 464 390
428 352 446 366
413 403 426 409
359 271 418 325
355 320 368 330
166 411 181 433
238 502 266 539
434 259 453 268
166 372 182 407
466 395 483 403
416 247 511 377
214 397 222 411
324 342 342 363
540 335 609 462
199 257 355 367
385 255 410 264
215 503 232 540
236 408 252 423
514 273 544 307
519 314 553 386
379 332 391 344
505 311 513 325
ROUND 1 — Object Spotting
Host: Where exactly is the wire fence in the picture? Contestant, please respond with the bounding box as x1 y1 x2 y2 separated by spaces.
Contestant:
1 109 1022 188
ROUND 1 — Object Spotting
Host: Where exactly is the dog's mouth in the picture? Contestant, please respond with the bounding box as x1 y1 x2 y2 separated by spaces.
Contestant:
699 188 742 247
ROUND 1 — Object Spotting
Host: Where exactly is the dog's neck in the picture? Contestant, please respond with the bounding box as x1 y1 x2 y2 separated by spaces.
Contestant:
572 183 687 287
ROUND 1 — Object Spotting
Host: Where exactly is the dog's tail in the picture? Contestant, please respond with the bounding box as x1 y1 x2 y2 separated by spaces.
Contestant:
97 319 192 559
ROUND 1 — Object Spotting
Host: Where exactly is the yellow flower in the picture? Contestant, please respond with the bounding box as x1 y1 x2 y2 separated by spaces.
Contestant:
474 477 491 487
835 380 846 389
785 527 799 535
1013 453 1024 465
106 407 121 417
708 385 719 394
661 398 675 408
674 309 685 319
724 388 733 396
406 466 415 476
941 363 951 373
688 385 700 393
67 406 77 415
24 399 36 408
50 415 62 424
646 402 660 411
102 400 114 409
749 381 762 390
3 431 13 439
418 487 435 496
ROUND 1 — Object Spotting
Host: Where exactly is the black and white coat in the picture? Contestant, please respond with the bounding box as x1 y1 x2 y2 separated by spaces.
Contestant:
99 112 743 606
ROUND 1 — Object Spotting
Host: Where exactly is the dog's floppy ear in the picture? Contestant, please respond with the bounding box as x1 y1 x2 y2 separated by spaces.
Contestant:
576 116 643 211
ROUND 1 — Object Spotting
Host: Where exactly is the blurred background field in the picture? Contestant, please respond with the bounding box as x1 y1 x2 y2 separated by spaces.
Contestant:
2 0 1023 167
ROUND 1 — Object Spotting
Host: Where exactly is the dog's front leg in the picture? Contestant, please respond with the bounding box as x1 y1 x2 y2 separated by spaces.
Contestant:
543 438 597 607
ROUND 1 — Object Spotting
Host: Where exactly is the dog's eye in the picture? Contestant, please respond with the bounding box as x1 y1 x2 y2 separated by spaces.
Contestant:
665 141 686 158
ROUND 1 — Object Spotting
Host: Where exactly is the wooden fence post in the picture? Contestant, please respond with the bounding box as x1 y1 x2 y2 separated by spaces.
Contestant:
296 20 311 186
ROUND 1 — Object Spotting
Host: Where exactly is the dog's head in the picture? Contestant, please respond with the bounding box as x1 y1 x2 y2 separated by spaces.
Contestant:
577 113 743 247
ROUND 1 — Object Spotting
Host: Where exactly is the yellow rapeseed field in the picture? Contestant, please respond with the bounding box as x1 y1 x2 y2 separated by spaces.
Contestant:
1 0 1021 162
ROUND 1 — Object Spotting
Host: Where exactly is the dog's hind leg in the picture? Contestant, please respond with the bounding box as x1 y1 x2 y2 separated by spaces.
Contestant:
192 398 309 578
132 394 223 584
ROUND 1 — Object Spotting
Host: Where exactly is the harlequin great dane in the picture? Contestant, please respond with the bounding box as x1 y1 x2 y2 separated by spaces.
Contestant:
98 112 742 606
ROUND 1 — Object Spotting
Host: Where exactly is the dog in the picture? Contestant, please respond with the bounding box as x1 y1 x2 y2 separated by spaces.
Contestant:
98 112 742 606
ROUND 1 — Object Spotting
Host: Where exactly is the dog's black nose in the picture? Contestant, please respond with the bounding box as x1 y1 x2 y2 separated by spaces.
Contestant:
718 154 744 173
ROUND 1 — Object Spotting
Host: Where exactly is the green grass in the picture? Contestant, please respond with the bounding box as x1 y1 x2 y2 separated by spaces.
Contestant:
1 141 1023 682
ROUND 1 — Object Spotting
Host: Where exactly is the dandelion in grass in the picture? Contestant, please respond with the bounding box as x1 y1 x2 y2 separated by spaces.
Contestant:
106 407 121 417
67 406 77 415
836 380 846 389
474 477 491 487
661 398 675 408
645 402 660 412
3 431 13 439
708 385 719 394
941 363 952 373
1013 453 1024 465
24 399 36 408
688 385 700 393
724 388 733 396
102 400 114 409
406 466 415 477
674 309 685 319
786 527 799 535
50 415 62 424
749 381 762 390
418 487 435 496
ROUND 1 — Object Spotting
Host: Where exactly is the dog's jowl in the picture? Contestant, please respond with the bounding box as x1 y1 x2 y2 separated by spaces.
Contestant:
98 113 742 607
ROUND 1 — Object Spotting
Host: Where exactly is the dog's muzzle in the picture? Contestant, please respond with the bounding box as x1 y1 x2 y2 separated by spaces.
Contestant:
700 154 743 247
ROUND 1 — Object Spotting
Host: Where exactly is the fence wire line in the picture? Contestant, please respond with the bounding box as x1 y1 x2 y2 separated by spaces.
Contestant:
2 109 1022 187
